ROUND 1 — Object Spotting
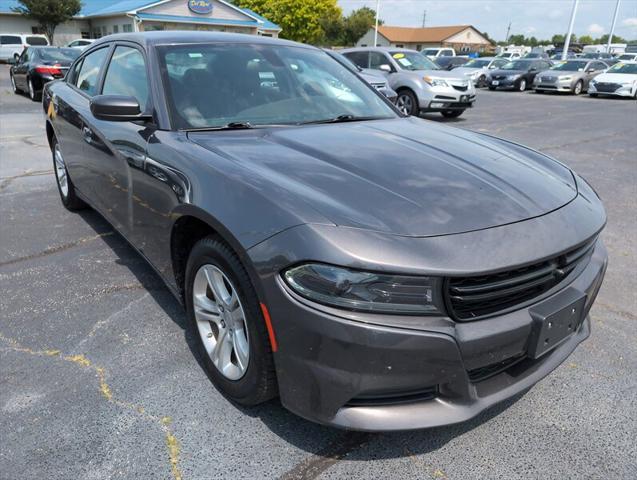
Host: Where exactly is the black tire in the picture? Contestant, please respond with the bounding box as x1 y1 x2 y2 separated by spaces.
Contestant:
52 137 87 211
535 89 544 94
589 93 598 97
28 76 41 102
396 89 419 116
10 73 21 94
185 236 277 405
477 75 487 88
572 80 583 95
488 86 496 91
441 110 464 118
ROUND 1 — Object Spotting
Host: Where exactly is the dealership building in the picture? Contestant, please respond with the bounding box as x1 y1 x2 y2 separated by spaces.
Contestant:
0 0 281 46
357 25 494 54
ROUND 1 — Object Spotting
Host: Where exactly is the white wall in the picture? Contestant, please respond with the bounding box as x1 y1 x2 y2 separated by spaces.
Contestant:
356 28 390 47
0 14 88 45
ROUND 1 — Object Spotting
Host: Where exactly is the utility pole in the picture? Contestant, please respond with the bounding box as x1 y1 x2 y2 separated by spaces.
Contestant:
607 0 621 53
422 10 427 28
374 0 380 47
505 22 511 43
562 0 579 60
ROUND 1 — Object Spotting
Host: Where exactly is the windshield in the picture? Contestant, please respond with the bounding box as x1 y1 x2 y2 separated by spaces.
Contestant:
158 43 396 129
422 49 439 56
501 60 532 70
606 62 637 74
499 53 512 58
618 54 635 60
551 60 588 71
38 48 80 63
581 53 599 58
390 51 438 71
464 59 489 68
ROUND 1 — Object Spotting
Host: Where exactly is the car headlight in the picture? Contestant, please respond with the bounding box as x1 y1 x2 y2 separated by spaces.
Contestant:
507 74 520 80
560 76 572 81
423 76 449 87
620 81 633 86
283 263 442 314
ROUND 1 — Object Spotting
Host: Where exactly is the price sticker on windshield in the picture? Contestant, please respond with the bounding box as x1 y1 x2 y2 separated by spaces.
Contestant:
392 53 405 59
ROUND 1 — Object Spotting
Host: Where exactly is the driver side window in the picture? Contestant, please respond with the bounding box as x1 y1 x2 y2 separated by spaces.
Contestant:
369 52 390 70
101 46 149 111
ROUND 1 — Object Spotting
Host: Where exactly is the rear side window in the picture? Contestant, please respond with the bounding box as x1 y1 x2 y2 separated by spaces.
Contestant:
1 35 21 45
343 51 369 69
26 36 47 46
102 46 149 111
75 47 109 96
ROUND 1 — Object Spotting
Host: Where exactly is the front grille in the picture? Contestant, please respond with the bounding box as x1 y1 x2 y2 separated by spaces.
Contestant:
452 84 468 91
468 354 526 382
492 75 506 80
595 82 621 92
539 76 556 83
446 238 597 320
345 386 437 407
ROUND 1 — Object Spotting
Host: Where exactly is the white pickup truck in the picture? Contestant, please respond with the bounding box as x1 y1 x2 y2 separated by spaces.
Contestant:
422 47 456 59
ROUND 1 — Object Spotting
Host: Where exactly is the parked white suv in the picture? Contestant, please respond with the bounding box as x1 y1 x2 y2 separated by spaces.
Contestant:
67 39 95 50
0 34 48 62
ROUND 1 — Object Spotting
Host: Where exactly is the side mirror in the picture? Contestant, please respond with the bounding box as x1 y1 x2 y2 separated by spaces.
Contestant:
586 68 595 73
379 64 392 73
90 95 151 122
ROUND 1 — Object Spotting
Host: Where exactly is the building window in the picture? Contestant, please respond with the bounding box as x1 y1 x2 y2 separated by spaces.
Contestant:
395 44 404 48
81 31 90 39
123 24 133 33
113 25 119 33
416 45 422 51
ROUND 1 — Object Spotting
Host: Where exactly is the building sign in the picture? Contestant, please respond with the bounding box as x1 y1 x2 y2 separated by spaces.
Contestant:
188 0 213 15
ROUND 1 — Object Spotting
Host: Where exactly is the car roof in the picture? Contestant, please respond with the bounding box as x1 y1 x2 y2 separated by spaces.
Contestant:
341 46 418 53
89 31 308 50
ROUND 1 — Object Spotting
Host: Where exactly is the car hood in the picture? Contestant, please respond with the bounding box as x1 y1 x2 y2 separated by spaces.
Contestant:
452 67 483 75
594 72 637 83
189 117 577 237
406 69 469 81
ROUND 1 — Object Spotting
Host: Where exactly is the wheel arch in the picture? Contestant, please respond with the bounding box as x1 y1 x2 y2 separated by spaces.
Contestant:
169 205 265 303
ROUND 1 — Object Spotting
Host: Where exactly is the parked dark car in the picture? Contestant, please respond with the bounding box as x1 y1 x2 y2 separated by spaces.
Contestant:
488 59 553 91
43 32 607 431
580 52 619 66
10 46 79 101
433 55 470 70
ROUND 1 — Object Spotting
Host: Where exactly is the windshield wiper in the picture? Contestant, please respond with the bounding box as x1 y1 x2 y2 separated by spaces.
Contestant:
184 121 254 132
299 115 384 125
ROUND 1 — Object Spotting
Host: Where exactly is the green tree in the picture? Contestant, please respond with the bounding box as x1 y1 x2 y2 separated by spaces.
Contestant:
528 36 538 47
12 0 81 44
578 35 594 45
551 34 565 44
341 7 378 46
508 34 526 45
233 0 342 44
596 33 626 44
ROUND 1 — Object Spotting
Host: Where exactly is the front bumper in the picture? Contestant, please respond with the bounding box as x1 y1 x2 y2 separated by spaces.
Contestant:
534 80 575 92
419 85 476 111
258 241 606 431
589 83 635 97
489 77 521 89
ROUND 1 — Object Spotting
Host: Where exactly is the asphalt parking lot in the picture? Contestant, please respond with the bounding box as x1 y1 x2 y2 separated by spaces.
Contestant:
1 63 636 479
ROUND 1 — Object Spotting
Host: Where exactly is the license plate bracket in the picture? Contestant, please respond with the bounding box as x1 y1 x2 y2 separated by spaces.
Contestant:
528 289 586 359
491 80 499 85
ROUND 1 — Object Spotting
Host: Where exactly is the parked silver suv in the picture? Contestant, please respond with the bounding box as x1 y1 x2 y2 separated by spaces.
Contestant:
341 47 476 118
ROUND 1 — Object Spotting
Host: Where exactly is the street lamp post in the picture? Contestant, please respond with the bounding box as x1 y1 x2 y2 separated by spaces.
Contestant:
562 0 580 61
607 0 621 53
374 0 380 47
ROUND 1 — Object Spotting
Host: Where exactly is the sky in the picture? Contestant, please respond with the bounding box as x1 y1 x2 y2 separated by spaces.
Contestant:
337 0 637 41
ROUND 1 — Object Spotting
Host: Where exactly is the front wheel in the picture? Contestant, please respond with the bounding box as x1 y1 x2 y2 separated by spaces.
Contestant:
572 80 583 95
396 89 418 116
441 110 464 118
185 237 277 405
52 138 87 211
10 73 21 94
477 75 487 88
517 79 527 91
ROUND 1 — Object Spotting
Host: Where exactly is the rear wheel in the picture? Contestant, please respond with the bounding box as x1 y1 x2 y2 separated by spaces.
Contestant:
28 77 41 102
572 80 583 95
441 110 464 118
52 138 86 211
185 236 277 405
396 89 418 116
477 75 487 88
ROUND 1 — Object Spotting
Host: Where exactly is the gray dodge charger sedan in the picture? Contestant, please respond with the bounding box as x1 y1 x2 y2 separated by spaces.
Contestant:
43 32 607 431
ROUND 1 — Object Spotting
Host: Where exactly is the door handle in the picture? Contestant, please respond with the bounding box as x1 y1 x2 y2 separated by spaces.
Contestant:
82 126 92 144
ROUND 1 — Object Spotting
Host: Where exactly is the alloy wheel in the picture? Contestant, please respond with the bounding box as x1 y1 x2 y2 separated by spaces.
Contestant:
10 74 17 93
54 143 69 198
28 79 35 100
573 81 582 95
519 79 527 91
396 94 413 115
192 264 250 381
